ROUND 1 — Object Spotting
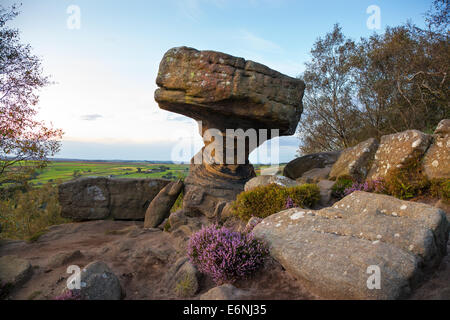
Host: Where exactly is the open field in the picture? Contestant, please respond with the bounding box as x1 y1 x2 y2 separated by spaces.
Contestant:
28 161 286 185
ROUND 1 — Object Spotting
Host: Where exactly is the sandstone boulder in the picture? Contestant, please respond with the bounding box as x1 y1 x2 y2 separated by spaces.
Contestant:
296 167 332 184
244 175 297 192
155 47 305 218
59 177 170 221
423 119 450 180
367 130 432 180
164 257 200 298
283 151 341 180
253 191 448 299
200 284 248 300
144 180 183 228
78 261 122 300
0 256 32 296
47 250 83 269
329 138 379 181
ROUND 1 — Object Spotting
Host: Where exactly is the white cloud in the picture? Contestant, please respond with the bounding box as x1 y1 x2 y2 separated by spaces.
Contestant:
238 30 283 53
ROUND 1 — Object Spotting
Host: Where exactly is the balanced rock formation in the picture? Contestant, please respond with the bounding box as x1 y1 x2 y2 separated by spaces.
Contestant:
329 138 379 182
59 177 170 221
367 130 432 180
144 179 183 228
155 47 305 218
283 151 341 180
253 191 448 299
423 119 450 180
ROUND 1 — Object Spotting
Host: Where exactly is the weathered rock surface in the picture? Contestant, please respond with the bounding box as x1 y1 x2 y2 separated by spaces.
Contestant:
244 175 297 192
77 261 123 300
423 119 450 180
296 167 332 184
200 284 248 300
283 151 341 180
329 138 379 181
155 47 305 218
144 180 183 228
59 177 170 221
164 257 200 298
367 130 432 180
0 255 32 295
253 191 448 299
317 179 336 207
47 250 83 269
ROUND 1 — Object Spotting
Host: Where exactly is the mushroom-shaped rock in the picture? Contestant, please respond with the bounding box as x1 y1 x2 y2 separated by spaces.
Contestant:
155 47 305 217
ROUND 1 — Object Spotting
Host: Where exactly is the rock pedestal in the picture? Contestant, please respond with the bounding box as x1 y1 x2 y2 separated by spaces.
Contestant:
155 47 305 218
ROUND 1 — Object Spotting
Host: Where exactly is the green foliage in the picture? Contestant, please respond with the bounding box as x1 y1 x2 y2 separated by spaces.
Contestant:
232 183 321 222
383 158 430 200
0 183 70 240
174 274 197 298
170 191 184 214
331 177 354 199
429 179 450 203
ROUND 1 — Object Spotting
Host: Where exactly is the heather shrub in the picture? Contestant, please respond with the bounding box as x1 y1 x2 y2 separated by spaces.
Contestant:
344 179 385 196
187 225 269 285
232 183 320 221
331 177 354 199
54 290 82 300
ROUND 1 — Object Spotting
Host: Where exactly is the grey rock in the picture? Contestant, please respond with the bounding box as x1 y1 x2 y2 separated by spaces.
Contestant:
283 151 341 180
244 175 297 192
78 261 122 300
200 284 248 300
253 191 448 299
0 255 32 295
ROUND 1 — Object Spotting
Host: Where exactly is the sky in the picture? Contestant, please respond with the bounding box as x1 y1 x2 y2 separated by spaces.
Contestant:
3 0 432 163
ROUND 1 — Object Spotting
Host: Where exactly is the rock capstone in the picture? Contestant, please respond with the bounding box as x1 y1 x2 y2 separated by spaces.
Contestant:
155 47 305 218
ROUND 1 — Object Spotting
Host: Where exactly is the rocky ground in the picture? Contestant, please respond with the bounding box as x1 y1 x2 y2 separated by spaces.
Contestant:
0 220 315 300
0 213 448 300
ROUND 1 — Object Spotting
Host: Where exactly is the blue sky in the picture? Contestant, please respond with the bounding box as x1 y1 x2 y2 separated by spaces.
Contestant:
3 0 432 163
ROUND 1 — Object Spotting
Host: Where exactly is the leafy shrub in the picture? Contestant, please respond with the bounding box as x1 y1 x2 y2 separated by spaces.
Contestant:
429 179 450 203
232 183 320 221
383 158 430 199
331 177 354 198
344 179 385 196
187 225 269 285
0 183 70 240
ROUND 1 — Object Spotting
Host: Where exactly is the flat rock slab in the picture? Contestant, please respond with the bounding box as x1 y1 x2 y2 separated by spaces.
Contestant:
0 255 32 293
329 138 379 181
59 177 170 220
423 119 450 180
253 191 448 299
244 175 297 192
367 130 432 180
155 46 305 134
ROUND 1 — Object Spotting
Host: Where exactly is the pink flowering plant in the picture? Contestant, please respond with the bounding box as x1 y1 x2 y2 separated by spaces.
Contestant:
54 290 82 300
187 225 269 285
344 179 385 196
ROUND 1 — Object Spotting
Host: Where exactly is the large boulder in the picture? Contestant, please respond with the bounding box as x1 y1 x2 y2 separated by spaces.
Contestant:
253 191 448 299
59 177 170 221
423 119 450 180
155 47 305 218
283 151 341 180
329 138 379 181
0 256 32 296
244 175 297 192
367 130 432 180
78 261 122 300
144 180 184 228
164 257 200 298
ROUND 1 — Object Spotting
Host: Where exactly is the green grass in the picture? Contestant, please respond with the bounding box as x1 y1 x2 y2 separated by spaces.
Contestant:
27 161 190 185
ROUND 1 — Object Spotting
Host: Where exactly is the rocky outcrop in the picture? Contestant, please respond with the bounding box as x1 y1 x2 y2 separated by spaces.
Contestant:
58 177 170 221
367 130 432 180
253 191 448 299
200 284 248 300
155 47 305 218
423 119 450 180
144 180 183 228
283 151 341 180
0 255 32 296
329 138 379 181
244 175 297 192
77 261 123 300
296 167 332 184
164 257 200 298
